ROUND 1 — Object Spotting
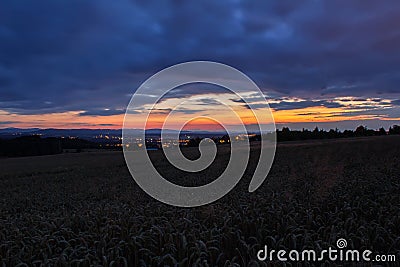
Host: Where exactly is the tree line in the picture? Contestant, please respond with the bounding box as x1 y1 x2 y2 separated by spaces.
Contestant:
275 124 400 142
187 125 400 146
0 135 99 157
276 125 400 142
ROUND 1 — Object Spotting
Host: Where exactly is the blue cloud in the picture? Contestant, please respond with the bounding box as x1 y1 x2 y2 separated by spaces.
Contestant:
1 0 400 117
79 109 125 116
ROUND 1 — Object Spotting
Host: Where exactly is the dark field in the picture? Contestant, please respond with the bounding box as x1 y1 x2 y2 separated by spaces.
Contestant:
1 136 399 266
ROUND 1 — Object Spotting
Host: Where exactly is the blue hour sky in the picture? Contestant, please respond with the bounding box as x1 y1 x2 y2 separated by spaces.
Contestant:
0 0 400 130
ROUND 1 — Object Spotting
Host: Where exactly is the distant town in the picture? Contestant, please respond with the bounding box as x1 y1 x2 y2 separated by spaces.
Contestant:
0 125 399 157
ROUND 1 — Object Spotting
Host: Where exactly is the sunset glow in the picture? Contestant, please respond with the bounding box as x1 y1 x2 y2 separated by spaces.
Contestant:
2 95 399 130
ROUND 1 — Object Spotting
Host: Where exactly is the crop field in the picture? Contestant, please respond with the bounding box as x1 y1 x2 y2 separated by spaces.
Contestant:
0 136 399 266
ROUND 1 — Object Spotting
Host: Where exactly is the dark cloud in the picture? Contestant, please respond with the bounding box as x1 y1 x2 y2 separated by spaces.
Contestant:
148 108 172 115
269 100 344 110
0 121 18 125
391 99 400 106
98 123 117 127
79 109 125 116
1 0 400 116
197 99 222 106
149 107 205 115
230 98 246 104
158 83 231 103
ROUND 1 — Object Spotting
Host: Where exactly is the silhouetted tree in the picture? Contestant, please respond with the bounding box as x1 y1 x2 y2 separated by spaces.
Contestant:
378 127 386 135
389 125 400 135
282 127 290 134
355 125 366 136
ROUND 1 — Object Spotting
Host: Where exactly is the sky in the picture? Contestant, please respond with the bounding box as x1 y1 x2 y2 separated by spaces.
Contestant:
1 0 400 130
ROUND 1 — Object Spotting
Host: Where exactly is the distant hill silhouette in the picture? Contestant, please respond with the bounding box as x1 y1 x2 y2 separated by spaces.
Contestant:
0 128 122 139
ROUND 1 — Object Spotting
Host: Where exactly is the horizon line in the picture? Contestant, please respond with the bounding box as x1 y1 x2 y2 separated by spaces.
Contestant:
1 125 399 132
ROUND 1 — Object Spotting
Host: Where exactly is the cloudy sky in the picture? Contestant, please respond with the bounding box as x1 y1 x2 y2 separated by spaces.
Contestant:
1 0 400 130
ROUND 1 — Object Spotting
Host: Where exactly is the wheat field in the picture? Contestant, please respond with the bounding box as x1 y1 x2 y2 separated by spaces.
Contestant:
1 136 399 266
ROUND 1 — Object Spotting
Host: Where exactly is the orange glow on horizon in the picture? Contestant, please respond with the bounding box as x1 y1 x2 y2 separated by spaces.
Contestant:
0 103 396 129
273 106 384 123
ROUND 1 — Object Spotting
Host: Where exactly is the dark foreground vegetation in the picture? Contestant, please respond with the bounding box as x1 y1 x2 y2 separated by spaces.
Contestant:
0 136 114 157
0 136 399 266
